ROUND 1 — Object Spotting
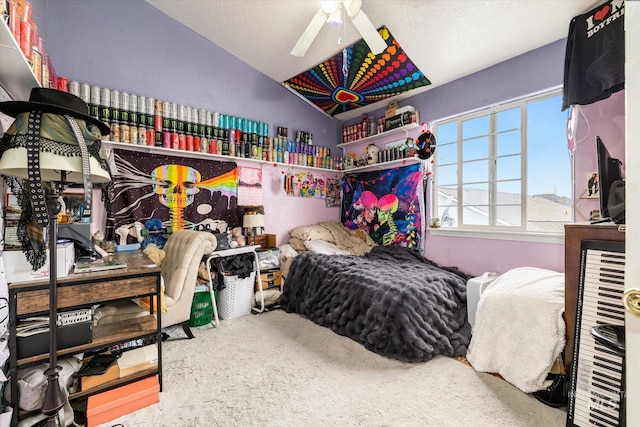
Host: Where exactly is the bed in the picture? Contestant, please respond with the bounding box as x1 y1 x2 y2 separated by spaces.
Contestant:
279 221 472 363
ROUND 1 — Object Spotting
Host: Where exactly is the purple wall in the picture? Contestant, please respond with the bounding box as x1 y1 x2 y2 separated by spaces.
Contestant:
31 0 341 244
32 0 339 149
31 0 625 275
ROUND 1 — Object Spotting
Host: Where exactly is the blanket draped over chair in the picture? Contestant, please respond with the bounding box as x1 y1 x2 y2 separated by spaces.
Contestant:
280 246 472 363
466 267 565 392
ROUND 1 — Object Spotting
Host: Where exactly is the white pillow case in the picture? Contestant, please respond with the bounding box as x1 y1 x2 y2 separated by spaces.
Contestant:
304 240 351 255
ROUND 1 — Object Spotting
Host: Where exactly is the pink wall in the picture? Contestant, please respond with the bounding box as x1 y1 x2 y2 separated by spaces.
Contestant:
571 91 626 220
256 163 341 246
424 235 565 277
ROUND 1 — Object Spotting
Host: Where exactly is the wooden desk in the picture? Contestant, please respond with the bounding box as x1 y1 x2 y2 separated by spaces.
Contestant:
8 251 162 425
564 223 625 374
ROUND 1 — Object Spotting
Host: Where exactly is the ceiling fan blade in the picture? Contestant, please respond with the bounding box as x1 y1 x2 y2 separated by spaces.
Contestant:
350 10 387 55
290 9 328 57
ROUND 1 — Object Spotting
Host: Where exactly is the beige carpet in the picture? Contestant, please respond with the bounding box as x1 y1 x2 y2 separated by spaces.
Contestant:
101 310 566 427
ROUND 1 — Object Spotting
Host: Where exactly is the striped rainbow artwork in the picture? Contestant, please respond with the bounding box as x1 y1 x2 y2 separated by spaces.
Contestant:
283 26 431 116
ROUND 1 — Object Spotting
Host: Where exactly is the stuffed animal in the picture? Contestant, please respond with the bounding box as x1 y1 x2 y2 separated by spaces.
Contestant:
231 226 246 247
143 243 166 266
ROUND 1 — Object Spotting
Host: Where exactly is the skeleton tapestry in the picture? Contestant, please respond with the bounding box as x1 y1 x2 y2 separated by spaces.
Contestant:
106 149 240 243
341 163 424 250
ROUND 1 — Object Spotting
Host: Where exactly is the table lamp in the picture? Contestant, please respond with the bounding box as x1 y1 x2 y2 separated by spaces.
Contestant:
0 88 111 426
243 213 264 246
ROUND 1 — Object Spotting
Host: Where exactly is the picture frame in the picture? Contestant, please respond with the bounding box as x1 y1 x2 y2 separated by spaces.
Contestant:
584 171 599 199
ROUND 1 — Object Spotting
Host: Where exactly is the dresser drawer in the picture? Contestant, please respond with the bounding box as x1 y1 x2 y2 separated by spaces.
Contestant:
256 270 282 291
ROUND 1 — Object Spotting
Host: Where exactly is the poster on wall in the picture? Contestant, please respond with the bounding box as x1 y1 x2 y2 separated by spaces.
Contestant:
300 171 326 199
106 149 240 243
326 178 342 207
341 164 424 250
237 166 263 206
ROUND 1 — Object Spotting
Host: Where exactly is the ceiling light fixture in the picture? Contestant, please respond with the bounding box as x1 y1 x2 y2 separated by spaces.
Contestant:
291 0 386 57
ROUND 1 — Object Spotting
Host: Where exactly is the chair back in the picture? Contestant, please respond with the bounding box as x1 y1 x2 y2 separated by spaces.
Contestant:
161 230 217 302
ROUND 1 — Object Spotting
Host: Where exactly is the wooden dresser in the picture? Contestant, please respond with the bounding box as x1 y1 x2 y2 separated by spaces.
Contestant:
563 223 625 373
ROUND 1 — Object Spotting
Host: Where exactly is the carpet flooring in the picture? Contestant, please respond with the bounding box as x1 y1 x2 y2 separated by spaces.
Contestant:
101 310 567 427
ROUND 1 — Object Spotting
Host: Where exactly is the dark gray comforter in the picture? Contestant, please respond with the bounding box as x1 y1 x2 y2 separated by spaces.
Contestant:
280 245 472 363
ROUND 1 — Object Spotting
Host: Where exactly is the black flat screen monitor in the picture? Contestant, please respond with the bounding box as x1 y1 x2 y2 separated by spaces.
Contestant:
595 136 623 221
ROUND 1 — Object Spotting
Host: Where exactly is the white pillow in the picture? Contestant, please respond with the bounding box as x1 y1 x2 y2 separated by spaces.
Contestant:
304 240 351 255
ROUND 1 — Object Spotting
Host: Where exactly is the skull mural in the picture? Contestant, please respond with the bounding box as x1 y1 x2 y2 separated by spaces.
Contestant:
151 164 201 231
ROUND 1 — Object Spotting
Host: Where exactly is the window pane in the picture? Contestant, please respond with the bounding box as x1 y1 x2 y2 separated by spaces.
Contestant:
496 107 520 132
437 164 457 187
462 116 489 139
496 205 521 227
462 136 489 161
462 159 488 183
497 181 521 201
463 206 489 226
437 122 458 144
496 130 520 156
436 188 457 227
527 94 571 232
527 95 571 198
496 155 521 181
462 183 488 208
437 143 457 166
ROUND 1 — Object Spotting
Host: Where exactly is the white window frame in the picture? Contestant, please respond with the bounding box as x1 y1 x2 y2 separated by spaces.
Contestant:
430 88 567 244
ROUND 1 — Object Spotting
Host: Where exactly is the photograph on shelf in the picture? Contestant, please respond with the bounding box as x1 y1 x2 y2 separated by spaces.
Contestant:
585 171 599 198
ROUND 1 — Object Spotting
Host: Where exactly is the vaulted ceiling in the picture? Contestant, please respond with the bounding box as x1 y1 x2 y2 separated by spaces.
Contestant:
145 0 600 120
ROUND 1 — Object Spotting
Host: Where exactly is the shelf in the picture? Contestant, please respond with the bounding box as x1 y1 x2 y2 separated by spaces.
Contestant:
18 368 158 420
0 18 40 100
343 157 422 174
337 123 420 149
16 315 159 367
102 140 340 174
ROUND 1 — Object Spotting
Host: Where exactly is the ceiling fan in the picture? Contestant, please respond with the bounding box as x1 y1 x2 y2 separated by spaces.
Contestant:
290 0 387 57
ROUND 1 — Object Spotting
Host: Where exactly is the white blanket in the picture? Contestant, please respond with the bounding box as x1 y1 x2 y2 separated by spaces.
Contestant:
466 267 565 393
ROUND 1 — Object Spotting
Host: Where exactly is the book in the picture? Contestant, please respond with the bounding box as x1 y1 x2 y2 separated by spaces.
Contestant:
117 344 158 378
74 257 127 274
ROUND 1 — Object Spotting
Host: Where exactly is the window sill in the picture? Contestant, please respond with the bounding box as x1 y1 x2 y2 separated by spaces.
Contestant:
427 227 564 244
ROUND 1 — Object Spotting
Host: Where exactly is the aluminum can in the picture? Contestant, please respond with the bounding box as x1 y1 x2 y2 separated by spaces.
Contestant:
68 80 80 97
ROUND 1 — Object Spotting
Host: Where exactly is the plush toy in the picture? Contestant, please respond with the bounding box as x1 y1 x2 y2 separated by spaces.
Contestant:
366 144 380 165
143 243 166 266
231 226 246 247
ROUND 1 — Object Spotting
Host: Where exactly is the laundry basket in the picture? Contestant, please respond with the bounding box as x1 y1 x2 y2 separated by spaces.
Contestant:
216 272 256 320
189 285 214 327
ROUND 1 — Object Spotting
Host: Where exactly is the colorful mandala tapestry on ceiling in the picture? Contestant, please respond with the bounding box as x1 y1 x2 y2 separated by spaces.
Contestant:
283 26 431 117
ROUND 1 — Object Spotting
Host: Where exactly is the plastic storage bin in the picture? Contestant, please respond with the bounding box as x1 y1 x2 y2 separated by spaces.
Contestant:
189 285 214 327
216 272 256 320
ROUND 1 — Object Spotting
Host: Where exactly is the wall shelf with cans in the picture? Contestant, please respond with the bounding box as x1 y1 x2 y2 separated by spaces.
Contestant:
336 123 420 149
0 18 40 101
342 157 422 174
336 122 422 172
102 141 340 174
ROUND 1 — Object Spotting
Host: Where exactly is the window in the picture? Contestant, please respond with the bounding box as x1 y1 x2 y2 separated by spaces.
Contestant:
433 90 571 235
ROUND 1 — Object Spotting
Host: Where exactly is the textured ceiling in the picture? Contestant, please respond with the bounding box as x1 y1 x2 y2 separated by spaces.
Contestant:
145 0 600 121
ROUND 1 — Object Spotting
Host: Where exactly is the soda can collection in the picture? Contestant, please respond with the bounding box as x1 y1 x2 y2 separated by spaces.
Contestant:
68 82 340 170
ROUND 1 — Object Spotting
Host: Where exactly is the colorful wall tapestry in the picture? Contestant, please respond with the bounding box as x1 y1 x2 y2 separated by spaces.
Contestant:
106 149 241 242
342 164 424 250
283 26 431 117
